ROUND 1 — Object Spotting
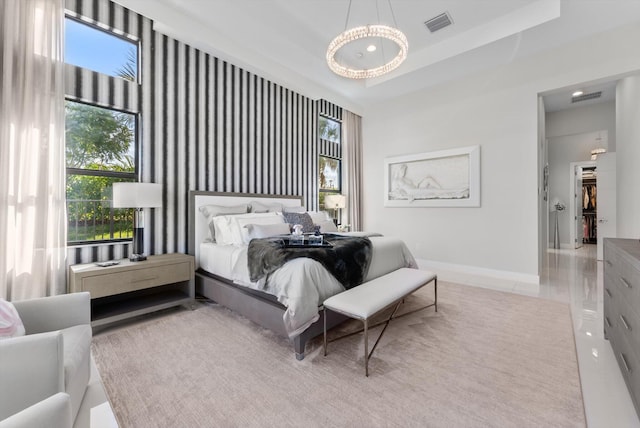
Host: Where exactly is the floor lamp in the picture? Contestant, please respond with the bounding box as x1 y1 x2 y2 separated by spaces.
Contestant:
324 194 346 226
112 182 163 261
551 198 565 250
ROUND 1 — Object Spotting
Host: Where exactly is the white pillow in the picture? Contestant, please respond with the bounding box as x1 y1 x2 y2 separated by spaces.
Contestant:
198 204 249 241
244 223 290 242
0 299 25 339
210 216 234 245
316 219 338 233
249 201 284 213
307 211 331 224
225 212 284 245
282 205 306 213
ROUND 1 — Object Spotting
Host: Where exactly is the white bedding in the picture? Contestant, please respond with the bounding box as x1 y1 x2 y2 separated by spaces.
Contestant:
199 232 417 338
199 243 244 280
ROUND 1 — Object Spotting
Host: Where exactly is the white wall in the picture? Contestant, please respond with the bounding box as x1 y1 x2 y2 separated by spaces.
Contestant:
616 75 640 238
362 23 640 284
537 97 548 274
546 101 616 150
545 101 615 246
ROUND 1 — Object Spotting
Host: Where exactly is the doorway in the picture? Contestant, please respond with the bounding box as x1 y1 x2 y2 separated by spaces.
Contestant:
569 161 596 251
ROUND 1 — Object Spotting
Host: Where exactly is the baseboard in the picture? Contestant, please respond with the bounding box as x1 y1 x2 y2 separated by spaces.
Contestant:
416 259 540 294
547 242 576 250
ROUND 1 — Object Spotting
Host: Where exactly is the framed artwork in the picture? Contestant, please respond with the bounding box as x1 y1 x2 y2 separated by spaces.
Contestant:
384 145 480 207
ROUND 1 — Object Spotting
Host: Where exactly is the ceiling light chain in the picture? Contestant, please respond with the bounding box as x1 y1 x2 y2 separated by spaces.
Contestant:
376 0 387 67
343 0 353 32
326 0 408 80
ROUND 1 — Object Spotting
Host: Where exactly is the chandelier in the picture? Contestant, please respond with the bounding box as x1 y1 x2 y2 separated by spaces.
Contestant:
326 0 408 79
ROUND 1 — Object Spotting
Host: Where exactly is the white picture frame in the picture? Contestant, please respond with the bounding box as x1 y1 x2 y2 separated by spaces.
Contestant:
384 145 480 207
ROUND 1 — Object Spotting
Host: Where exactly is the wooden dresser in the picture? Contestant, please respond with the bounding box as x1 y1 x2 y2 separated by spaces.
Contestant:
603 238 640 417
69 253 195 328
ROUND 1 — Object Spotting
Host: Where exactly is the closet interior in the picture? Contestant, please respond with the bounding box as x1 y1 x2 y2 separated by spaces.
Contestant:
582 167 597 244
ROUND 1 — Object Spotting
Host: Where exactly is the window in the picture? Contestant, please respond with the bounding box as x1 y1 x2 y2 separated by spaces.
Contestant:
318 156 341 210
64 15 140 244
65 17 138 81
65 101 137 243
319 116 341 144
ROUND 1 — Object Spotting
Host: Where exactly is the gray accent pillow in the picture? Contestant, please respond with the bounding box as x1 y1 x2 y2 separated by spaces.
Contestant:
199 204 249 241
282 212 315 233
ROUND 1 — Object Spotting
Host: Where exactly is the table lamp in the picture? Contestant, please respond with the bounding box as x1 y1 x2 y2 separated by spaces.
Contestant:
112 182 162 261
324 194 346 226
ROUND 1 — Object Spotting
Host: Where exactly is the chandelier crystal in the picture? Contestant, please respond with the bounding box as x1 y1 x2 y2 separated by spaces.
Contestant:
326 24 408 79
326 0 408 80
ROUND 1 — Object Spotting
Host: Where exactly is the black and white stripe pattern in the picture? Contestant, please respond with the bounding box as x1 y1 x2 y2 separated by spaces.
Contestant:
66 0 345 265
319 99 343 121
319 139 341 159
64 63 139 113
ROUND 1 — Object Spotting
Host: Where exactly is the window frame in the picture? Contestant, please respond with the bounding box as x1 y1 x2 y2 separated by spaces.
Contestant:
64 12 142 246
64 99 140 246
318 115 341 144
318 155 342 211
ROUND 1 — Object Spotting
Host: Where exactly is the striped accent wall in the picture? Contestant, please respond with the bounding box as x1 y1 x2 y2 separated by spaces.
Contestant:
65 0 345 265
319 99 343 121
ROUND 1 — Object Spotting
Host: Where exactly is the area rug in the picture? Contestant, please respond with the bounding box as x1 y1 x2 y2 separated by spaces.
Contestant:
92 281 585 427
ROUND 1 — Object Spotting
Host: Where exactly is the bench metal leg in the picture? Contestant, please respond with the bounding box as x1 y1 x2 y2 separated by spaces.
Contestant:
435 277 438 312
364 319 369 376
323 306 328 357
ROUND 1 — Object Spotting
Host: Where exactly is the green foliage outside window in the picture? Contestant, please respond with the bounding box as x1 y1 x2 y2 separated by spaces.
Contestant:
319 116 340 143
65 102 135 171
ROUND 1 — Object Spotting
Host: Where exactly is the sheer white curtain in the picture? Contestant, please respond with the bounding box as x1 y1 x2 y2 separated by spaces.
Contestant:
0 0 66 300
342 110 363 231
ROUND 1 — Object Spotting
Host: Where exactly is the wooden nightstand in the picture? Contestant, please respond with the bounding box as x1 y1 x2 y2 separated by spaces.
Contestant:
69 253 195 328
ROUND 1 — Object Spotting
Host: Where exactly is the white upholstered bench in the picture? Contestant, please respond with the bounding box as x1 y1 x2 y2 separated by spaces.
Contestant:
323 267 437 376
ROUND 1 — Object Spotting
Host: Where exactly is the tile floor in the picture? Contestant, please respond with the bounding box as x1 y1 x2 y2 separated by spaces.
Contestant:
79 244 640 427
539 245 639 428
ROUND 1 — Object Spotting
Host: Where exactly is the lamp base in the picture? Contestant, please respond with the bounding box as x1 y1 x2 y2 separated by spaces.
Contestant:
129 254 147 262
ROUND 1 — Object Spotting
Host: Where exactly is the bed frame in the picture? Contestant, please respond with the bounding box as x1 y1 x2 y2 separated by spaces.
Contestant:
188 191 349 360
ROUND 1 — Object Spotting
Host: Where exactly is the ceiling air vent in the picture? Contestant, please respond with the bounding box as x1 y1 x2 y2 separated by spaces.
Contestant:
424 12 453 33
572 91 602 103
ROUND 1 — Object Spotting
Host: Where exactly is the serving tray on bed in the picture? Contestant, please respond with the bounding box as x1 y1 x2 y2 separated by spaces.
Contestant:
279 237 333 248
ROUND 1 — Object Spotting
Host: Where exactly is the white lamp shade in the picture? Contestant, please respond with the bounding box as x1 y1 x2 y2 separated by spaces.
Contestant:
324 194 346 209
112 183 163 208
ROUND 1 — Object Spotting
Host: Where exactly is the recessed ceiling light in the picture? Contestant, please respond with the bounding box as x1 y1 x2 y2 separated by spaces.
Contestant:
572 90 584 97
366 44 377 52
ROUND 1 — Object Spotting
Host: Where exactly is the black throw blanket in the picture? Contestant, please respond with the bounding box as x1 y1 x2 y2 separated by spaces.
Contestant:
247 234 372 290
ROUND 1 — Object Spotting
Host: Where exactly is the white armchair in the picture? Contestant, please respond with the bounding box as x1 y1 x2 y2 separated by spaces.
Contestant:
0 292 92 426
0 393 72 428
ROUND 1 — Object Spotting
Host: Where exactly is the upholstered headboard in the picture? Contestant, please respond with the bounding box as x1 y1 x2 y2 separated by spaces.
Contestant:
188 191 303 268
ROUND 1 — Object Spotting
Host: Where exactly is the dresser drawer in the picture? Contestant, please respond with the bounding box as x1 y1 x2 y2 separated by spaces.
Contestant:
610 324 640 408
604 241 620 274
616 297 640 360
616 255 640 304
604 283 618 340
80 261 192 299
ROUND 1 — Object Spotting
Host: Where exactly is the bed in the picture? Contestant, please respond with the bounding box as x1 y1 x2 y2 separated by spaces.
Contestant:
188 191 417 359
